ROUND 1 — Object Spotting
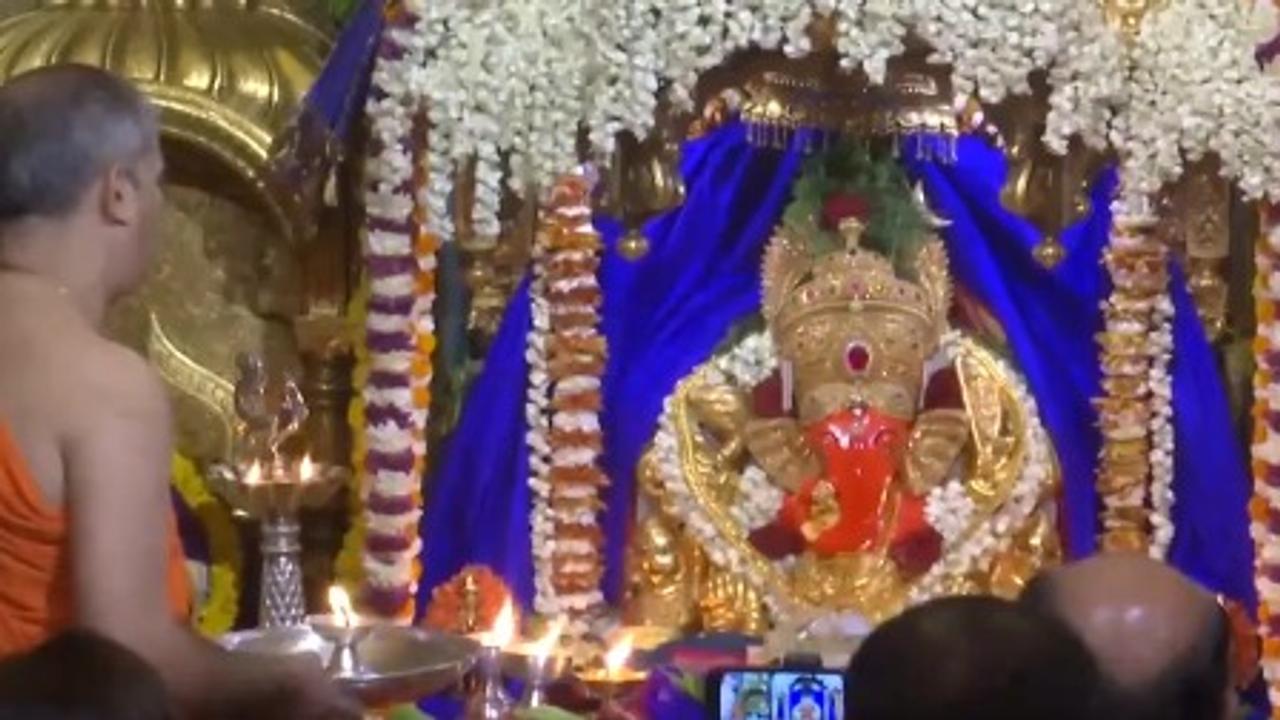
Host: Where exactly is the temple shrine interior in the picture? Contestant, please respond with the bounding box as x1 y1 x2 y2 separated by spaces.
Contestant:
3 0 1280 718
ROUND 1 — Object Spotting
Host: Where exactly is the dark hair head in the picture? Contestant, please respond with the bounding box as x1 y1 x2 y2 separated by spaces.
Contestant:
844 595 1101 720
0 64 156 223
0 629 173 720
1023 573 1230 720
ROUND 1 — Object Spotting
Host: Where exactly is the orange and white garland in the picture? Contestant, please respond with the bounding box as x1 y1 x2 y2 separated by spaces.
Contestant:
526 168 608 632
356 0 435 621
1250 210 1280 712
1094 198 1176 559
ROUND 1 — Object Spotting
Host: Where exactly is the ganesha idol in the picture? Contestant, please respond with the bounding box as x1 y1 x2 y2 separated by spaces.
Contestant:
628 152 1061 633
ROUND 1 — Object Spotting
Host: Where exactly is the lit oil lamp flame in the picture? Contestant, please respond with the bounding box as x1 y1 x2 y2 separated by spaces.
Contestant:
485 599 516 649
604 632 634 679
244 461 263 485
299 455 315 483
530 617 565 665
328 585 356 628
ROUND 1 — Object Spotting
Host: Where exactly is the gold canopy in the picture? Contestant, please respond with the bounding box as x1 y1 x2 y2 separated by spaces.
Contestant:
0 0 331 239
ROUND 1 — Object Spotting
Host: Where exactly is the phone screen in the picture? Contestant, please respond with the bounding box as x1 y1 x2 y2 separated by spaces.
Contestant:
715 669 844 720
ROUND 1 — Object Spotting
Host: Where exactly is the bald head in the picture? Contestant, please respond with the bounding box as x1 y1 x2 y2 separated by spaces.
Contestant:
1023 554 1231 720
0 64 157 223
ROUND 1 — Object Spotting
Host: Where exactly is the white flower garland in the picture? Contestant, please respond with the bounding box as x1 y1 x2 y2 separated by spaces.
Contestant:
1147 292 1176 559
1117 0 1280 202
906 332 1053 605
358 2 435 620
925 477 976 546
391 0 1280 254
700 333 787 532
651 330 1053 619
525 169 609 632
526 218 556 615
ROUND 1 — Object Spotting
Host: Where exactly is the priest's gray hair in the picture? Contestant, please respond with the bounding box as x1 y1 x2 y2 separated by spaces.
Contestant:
0 64 157 223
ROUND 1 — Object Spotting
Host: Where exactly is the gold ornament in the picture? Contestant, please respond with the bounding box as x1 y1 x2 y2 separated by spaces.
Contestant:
618 230 651 261
1033 236 1068 268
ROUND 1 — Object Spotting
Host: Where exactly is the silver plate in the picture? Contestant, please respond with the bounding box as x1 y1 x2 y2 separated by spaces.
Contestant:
221 624 479 707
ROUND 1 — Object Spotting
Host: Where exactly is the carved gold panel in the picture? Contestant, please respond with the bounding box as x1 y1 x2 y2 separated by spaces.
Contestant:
105 185 300 462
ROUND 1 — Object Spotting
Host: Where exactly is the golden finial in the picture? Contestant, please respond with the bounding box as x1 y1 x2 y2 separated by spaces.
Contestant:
461 571 480 634
838 217 867 252
1102 0 1170 38
1033 236 1068 268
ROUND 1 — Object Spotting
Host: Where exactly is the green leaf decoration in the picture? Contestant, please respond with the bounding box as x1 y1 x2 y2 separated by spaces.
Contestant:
781 142 928 280
324 0 361 26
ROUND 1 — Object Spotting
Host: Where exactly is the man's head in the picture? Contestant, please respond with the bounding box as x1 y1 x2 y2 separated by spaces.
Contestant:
1022 554 1232 720
844 595 1101 720
0 64 163 296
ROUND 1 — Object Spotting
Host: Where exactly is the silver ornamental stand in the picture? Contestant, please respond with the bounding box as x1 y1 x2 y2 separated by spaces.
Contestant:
258 515 306 627
207 354 343 628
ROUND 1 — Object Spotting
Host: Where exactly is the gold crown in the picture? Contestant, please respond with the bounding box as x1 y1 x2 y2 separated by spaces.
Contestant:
762 219 951 349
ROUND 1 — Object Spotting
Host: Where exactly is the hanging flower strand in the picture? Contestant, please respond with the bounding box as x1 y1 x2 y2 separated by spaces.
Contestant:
1093 195 1175 557
1147 287 1176 559
1250 208 1280 715
358 0 433 621
526 201 555 616
526 167 609 634
393 0 1280 250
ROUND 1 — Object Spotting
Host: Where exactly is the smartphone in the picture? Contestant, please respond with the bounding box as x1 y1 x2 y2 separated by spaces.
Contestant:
707 667 845 720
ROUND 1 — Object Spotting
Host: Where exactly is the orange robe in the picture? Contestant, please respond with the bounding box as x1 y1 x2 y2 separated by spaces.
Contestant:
0 423 191 657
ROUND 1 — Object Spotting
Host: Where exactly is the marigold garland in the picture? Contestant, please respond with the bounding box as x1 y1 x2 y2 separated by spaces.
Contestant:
170 453 240 636
1093 199 1176 557
526 167 608 632
1250 209 1280 715
335 274 370 597
422 565 515 635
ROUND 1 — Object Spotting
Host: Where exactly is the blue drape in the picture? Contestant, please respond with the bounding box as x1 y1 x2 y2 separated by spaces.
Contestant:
419 122 810 606
596 125 812 600
298 0 383 144
1167 263 1255 606
903 136 1255 607
419 125 1257 619
268 0 383 205
420 276 537 604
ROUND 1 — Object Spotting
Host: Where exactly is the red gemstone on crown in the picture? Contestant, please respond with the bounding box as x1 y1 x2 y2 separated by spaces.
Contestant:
846 343 871 372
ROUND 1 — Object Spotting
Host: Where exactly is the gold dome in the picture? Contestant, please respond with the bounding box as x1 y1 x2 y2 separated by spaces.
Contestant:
0 0 332 234
0 0 336 460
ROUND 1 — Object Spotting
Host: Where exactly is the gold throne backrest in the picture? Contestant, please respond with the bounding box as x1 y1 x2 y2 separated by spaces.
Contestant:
0 0 333 461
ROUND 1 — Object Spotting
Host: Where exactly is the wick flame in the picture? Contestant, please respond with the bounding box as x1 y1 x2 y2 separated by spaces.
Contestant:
328 586 356 628
530 617 565 664
604 632 633 677
244 462 263 485
299 455 315 483
486 599 516 648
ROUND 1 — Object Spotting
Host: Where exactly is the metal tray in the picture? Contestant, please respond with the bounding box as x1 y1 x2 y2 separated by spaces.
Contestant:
221 623 478 707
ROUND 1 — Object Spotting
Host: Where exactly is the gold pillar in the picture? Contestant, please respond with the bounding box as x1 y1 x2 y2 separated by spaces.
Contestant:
299 349 354 607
